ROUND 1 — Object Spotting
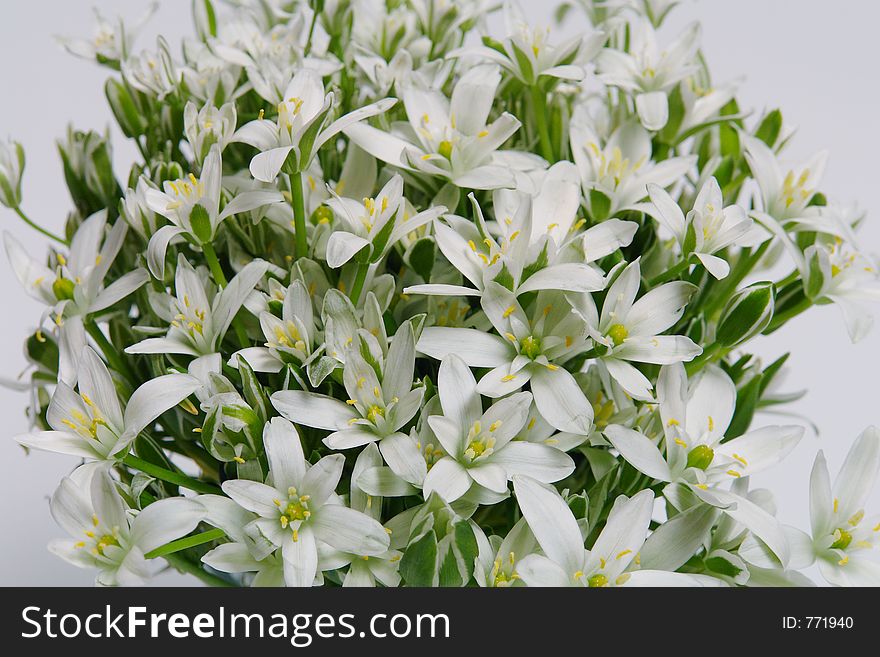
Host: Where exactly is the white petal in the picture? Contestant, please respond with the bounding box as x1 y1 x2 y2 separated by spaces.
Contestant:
517 263 605 294
282 526 318 587
92 269 150 311
604 357 654 401
264 417 306 491
615 335 702 365
325 231 370 269
604 425 672 482
218 190 283 221
122 373 202 442
417 327 512 368
250 146 295 182
438 354 481 429
131 497 205 554
221 479 281 516
512 475 584 575
833 425 880 517
515 554 571 587
492 441 574 483
312 505 390 556
422 457 471 503
271 390 357 431
529 365 593 434
468 463 509 494
635 91 669 131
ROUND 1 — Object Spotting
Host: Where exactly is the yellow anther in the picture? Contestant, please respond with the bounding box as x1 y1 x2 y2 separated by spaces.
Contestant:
616 549 632 560
726 469 741 478
233 456 245 464
501 374 516 382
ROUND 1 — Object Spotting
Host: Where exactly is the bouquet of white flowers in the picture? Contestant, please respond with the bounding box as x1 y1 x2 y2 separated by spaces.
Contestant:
4 0 880 588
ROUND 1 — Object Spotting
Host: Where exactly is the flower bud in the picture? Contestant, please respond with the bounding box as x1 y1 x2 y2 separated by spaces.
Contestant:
716 281 775 347
0 139 25 209
57 126 119 212
184 101 236 165
105 78 144 138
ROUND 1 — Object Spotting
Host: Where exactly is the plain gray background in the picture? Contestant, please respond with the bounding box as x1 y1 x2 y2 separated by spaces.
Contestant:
0 0 877 585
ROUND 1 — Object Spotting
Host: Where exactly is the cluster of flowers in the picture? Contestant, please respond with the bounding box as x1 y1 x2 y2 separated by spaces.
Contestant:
3 0 879 587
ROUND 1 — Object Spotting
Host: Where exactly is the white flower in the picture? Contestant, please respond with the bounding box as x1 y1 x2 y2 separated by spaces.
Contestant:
16 346 200 461
604 363 803 564
126 255 268 357
184 100 238 165
570 116 695 218
200 494 285 587
512 475 717 586
144 145 283 279
232 279 317 374
49 463 205 586
271 319 424 450
404 190 607 299
744 135 828 224
808 426 880 586
345 64 528 190
571 258 701 400
318 443 404 587
220 417 390 586
122 36 179 99
418 286 595 435
5 210 149 319
325 174 446 269
647 176 754 279
234 70 396 182
420 355 574 503
57 2 158 63
472 517 537 587
452 1 605 85
802 238 880 343
598 20 700 130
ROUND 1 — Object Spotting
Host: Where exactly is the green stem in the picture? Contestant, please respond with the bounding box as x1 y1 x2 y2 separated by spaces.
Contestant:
123 454 223 495
349 261 369 306
86 321 136 383
530 85 555 163
201 241 250 348
289 171 308 260
304 4 319 56
145 528 226 559
13 207 67 245
163 553 235 587
201 241 228 286
649 258 690 286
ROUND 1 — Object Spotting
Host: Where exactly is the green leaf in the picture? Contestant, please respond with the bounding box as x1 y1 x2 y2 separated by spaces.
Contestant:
406 237 436 282
705 555 744 579
400 530 438 587
588 189 611 222
659 84 685 143
726 373 762 440
754 109 782 148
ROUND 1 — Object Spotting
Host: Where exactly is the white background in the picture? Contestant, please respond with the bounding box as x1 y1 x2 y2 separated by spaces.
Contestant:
0 0 877 585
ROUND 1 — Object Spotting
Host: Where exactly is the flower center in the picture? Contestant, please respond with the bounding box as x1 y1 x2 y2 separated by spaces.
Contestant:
831 528 852 551
276 487 311 541
52 276 76 301
686 445 714 470
607 323 628 346
521 335 543 360
463 420 498 463
587 573 608 588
